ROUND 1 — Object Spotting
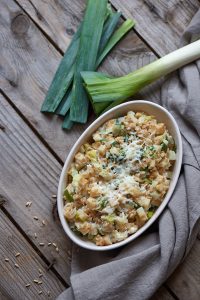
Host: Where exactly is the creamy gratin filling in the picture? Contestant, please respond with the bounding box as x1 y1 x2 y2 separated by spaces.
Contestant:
63 111 176 245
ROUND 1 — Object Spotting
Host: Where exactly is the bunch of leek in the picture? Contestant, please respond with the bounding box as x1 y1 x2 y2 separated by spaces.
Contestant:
81 39 200 115
41 0 135 129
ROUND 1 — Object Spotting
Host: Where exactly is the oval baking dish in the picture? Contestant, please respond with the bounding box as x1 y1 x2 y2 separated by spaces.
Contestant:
57 100 182 251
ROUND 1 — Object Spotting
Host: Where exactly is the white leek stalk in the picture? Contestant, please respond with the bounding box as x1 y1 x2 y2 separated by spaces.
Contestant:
81 39 200 115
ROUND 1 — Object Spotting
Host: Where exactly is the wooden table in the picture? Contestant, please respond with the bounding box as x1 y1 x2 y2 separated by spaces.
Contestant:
0 0 200 299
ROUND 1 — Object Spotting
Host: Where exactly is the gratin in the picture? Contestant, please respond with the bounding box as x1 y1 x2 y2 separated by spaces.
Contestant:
63 111 176 246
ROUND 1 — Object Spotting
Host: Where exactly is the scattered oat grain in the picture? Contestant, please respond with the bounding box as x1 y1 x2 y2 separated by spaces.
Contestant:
52 243 57 247
48 243 52 246
38 281 42 285
38 291 42 295
15 263 19 268
34 216 38 220
47 291 51 297
42 220 46 226
15 252 20 257
52 194 57 198
26 201 32 207
39 243 45 246
34 233 37 239
39 273 43 278
5 258 9 262
33 279 39 283
25 284 31 288
56 247 59 253
38 268 42 273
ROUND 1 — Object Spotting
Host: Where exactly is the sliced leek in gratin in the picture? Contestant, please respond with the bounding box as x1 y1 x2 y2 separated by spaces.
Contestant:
63 111 176 245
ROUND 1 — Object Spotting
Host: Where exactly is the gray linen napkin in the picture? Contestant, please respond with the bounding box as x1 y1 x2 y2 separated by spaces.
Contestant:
58 10 200 300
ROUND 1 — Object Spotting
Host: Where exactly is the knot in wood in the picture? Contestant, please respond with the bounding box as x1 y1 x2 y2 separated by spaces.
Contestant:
11 14 30 35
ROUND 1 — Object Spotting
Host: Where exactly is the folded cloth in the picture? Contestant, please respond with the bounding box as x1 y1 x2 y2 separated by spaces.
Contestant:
57 9 200 300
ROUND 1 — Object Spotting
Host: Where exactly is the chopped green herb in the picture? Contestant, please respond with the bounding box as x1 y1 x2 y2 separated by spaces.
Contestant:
111 141 118 146
98 197 109 209
115 118 120 125
124 134 129 143
161 142 168 152
63 189 74 202
128 200 140 209
147 206 157 219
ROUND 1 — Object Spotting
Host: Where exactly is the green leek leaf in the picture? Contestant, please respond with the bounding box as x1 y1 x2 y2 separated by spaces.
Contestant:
57 90 72 116
70 0 108 123
96 19 135 67
98 11 122 59
41 29 80 113
62 111 73 130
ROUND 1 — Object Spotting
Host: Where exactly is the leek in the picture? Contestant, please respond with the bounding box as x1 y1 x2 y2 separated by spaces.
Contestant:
96 19 135 67
82 39 200 114
57 90 72 116
57 12 124 117
98 11 122 58
70 0 108 123
59 18 135 118
41 3 113 114
41 28 80 113
62 111 73 130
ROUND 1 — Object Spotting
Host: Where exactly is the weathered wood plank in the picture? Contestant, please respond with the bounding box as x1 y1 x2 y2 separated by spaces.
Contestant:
0 210 64 299
15 0 84 53
151 286 175 300
1 0 160 161
0 289 11 300
110 0 199 56
166 239 200 300
0 93 71 282
0 0 85 162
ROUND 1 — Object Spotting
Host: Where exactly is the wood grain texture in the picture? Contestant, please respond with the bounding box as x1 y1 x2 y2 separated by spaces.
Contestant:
0 210 64 299
110 0 199 56
0 289 11 300
167 239 200 300
151 286 175 300
16 0 84 53
0 0 159 160
0 93 71 282
1 0 162 161
0 0 86 162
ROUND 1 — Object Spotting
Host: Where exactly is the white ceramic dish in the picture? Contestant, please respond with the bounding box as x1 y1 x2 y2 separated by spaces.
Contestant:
57 100 182 251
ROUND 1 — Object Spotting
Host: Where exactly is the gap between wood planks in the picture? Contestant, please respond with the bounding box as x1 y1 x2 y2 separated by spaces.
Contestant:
0 201 68 288
14 0 64 56
10 0 160 169
0 1 188 299
108 0 161 58
0 89 63 166
14 0 161 58
163 284 180 300
1 2 176 299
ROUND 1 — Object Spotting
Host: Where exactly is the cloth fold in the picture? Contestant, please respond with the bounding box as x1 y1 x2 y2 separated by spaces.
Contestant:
58 9 200 300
